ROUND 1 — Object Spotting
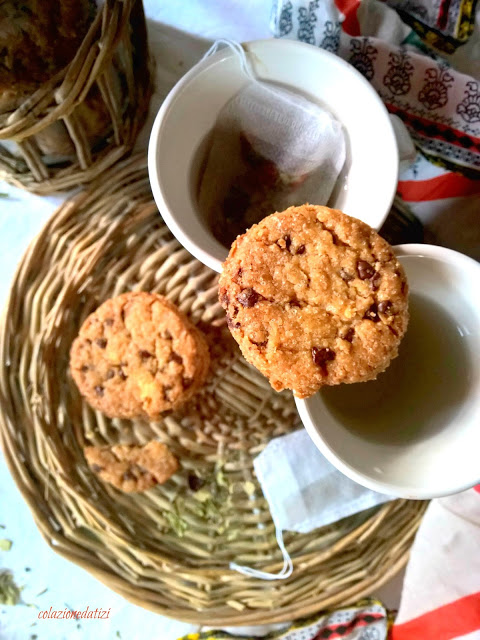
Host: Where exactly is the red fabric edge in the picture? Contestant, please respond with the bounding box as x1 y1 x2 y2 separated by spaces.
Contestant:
334 0 361 36
398 172 480 202
391 592 480 640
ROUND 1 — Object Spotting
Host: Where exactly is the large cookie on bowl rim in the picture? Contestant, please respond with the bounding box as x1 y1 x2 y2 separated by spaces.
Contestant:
219 205 409 399
70 292 210 419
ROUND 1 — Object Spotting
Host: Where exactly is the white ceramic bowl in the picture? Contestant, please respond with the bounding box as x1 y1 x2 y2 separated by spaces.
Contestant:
296 244 480 499
148 39 398 273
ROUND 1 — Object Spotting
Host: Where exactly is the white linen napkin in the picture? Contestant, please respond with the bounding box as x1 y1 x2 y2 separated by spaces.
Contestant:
231 429 394 580
392 488 480 639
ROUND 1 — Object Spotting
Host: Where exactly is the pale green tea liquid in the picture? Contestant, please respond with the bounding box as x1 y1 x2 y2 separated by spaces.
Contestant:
321 294 472 445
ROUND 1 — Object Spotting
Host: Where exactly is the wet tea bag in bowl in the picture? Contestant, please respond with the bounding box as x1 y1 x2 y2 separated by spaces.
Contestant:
197 41 347 248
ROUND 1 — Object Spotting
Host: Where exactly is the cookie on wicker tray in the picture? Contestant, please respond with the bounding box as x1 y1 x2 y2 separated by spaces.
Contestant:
219 204 409 399
84 441 178 492
70 292 210 419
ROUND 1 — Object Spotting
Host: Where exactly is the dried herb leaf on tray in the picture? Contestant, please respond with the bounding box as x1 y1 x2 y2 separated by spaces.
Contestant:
0 570 21 605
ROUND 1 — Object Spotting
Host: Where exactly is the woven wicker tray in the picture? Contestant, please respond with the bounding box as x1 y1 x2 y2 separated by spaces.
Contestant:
0 155 427 625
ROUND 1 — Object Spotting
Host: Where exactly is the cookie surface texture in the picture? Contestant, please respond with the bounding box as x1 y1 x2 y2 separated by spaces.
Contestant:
70 292 210 418
84 441 178 492
219 205 409 398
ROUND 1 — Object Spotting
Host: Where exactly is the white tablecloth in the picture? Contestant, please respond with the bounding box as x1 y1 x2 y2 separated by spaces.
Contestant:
0 3 400 639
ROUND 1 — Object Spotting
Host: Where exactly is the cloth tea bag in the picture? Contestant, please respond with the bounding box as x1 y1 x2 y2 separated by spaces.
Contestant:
197 41 346 248
230 429 394 580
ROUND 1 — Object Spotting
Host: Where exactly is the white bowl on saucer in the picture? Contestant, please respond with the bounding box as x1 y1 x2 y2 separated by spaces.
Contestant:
296 243 480 500
148 38 398 273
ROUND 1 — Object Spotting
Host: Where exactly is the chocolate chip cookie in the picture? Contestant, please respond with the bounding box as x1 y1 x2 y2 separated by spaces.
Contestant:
70 292 210 418
84 441 178 492
219 205 409 398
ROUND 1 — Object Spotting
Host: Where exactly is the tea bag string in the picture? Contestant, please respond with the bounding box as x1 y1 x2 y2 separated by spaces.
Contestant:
200 39 322 118
200 39 257 83
230 519 293 581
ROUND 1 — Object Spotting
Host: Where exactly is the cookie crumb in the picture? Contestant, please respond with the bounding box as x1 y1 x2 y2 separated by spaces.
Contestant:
85 441 178 492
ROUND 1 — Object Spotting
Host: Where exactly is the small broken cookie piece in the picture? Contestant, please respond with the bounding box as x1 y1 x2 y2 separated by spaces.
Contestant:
219 204 409 398
69 292 210 419
84 441 179 492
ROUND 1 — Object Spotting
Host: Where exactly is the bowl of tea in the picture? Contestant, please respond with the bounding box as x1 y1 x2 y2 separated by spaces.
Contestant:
296 243 480 499
148 38 398 273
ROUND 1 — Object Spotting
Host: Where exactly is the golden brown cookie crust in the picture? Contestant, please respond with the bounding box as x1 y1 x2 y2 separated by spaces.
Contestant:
70 292 210 419
84 441 178 492
219 205 409 398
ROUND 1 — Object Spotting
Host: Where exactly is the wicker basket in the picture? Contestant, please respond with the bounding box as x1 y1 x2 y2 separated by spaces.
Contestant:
0 0 151 195
0 155 427 625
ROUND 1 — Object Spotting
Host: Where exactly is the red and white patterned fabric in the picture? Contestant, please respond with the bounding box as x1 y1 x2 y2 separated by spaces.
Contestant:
271 0 480 259
182 600 390 639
